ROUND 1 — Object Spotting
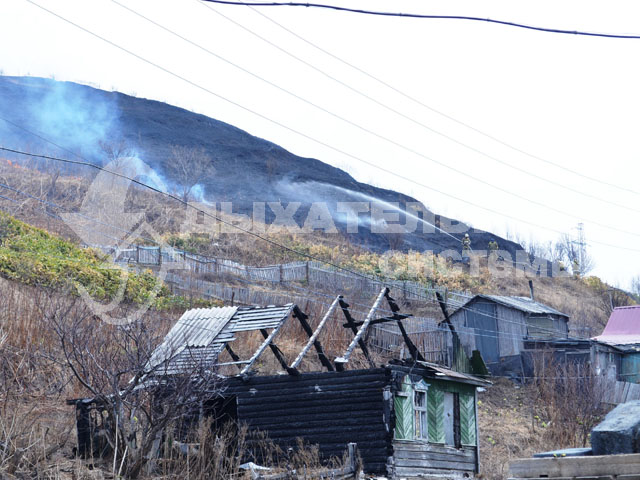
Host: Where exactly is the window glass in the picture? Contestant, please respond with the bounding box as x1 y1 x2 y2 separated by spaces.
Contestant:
414 389 428 440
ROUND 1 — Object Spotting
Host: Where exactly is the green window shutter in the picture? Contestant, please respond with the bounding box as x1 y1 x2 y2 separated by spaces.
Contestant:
428 388 445 443
460 393 477 446
394 394 413 440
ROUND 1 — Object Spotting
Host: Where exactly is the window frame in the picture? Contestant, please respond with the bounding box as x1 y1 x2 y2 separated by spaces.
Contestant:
413 381 429 440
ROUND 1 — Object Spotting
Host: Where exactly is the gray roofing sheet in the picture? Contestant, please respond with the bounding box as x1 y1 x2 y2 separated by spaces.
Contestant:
148 304 294 375
474 295 568 317
147 306 238 373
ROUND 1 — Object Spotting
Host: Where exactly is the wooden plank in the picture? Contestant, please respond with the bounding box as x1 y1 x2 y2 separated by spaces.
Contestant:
335 288 387 368
393 448 475 464
394 457 475 471
509 454 640 477
290 299 339 371
508 477 614 480
392 441 475 455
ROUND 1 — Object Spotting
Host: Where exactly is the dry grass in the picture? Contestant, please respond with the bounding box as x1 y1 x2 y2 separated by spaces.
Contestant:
478 372 612 480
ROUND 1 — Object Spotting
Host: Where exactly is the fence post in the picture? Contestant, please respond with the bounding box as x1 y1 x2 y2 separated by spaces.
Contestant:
347 443 357 474
279 264 283 284
136 246 140 263
158 247 162 266
305 261 310 284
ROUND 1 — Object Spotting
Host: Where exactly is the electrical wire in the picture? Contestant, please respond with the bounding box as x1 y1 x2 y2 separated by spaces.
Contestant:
245 5 640 198
19 1 640 252
0 186 590 342
0 142 632 336
0 178 567 341
199 1 640 219
201 1 640 40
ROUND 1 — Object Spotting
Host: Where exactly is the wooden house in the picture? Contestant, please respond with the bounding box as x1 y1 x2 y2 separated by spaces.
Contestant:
592 305 640 383
448 295 569 374
69 288 490 479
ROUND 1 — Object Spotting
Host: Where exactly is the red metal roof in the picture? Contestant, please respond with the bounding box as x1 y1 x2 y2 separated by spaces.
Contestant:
592 305 640 345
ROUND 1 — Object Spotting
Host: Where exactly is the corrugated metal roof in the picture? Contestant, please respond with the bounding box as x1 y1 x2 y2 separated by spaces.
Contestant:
473 295 568 317
147 306 238 374
592 305 640 345
148 304 295 376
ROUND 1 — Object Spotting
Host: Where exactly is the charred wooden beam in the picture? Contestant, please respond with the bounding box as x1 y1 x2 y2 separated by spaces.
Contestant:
335 288 387 370
291 300 338 372
260 329 298 375
337 298 374 371
224 343 241 363
384 290 425 363
224 343 244 373
436 291 472 373
436 291 454 332
395 319 426 363
240 305 293 376
342 313 410 328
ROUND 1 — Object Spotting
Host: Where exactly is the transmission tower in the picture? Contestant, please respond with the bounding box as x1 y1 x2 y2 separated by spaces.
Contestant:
574 222 586 276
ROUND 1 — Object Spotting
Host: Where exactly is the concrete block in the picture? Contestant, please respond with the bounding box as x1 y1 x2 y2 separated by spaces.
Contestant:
592 400 640 455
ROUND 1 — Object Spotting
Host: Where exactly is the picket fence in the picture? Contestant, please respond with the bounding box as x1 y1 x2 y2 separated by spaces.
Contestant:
99 245 471 305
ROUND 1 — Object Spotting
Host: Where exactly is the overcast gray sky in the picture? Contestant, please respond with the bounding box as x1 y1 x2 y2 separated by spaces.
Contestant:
1 0 639 288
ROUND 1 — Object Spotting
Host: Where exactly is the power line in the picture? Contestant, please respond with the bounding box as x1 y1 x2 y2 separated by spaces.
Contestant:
0 175 585 341
106 0 640 239
0 145 410 284
200 1 640 40
198 1 640 223
0 155 579 340
21 1 640 252
246 5 640 198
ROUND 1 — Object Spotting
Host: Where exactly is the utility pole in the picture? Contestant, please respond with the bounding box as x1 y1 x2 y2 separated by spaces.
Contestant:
572 222 586 276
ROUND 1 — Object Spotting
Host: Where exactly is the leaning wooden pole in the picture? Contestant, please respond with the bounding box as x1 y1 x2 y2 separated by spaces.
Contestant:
290 296 341 371
335 287 388 370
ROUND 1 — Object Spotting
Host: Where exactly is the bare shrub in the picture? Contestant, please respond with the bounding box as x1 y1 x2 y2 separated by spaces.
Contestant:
532 351 606 447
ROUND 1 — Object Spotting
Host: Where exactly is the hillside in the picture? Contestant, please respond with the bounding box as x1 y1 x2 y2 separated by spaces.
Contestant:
0 75 521 256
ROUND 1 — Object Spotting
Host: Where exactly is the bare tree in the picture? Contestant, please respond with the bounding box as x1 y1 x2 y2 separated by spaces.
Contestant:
166 146 212 202
51 303 223 478
99 139 134 168
558 233 595 276
631 275 640 300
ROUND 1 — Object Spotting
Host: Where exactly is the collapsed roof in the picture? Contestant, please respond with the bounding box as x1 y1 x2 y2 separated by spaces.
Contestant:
145 287 461 379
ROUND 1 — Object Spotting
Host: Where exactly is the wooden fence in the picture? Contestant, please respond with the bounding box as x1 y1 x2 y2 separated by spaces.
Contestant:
163 271 454 367
99 245 471 304
600 375 640 405
369 318 451 365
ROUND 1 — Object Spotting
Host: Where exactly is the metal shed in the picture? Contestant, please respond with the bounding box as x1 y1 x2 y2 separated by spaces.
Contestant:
449 295 569 373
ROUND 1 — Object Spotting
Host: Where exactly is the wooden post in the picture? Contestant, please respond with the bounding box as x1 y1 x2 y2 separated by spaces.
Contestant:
305 261 310 284
279 264 283 284
136 245 140 263
335 287 387 370
290 301 338 371
347 443 357 474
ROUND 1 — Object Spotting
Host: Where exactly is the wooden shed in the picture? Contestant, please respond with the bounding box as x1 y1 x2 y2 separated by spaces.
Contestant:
449 295 569 374
592 305 640 383
221 361 489 478
69 288 490 479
